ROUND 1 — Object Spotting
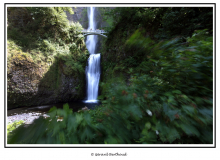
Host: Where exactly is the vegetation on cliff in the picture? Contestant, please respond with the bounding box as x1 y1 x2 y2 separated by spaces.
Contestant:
7 7 89 108
99 7 213 144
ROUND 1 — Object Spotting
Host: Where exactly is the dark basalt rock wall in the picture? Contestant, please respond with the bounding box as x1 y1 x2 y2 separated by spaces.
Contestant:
7 53 87 109
66 7 88 28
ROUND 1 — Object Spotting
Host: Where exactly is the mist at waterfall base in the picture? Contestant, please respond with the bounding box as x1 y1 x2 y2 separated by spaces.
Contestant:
84 7 101 104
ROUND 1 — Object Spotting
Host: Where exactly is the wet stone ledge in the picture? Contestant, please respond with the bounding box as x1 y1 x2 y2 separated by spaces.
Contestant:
7 112 50 125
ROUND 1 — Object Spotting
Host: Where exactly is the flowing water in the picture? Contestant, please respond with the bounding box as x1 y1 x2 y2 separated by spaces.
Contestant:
85 7 101 103
7 101 100 124
86 7 97 55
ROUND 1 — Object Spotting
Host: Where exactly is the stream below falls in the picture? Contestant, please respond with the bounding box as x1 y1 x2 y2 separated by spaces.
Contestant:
7 101 100 124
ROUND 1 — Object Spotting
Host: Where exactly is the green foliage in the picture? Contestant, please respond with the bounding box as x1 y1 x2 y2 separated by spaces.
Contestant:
101 7 213 74
41 39 56 53
7 33 213 143
98 29 212 144
7 7 82 50
62 56 85 76
104 7 212 40
96 7 114 30
7 120 25 135
159 7 213 39
8 7 67 44
7 7 88 72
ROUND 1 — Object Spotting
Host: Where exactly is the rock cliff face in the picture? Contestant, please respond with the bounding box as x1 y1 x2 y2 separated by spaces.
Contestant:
66 7 110 29
7 45 88 109
66 7 88 28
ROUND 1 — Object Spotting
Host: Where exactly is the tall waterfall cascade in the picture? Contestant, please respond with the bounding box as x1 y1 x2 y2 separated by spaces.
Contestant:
85 7 101 103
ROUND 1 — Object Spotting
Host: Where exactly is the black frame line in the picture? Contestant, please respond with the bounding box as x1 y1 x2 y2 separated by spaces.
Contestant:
4 3 216 148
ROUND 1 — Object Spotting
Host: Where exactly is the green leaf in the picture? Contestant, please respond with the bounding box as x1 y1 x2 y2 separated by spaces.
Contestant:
105 136 118 144
163 103 179 121
145 122 151 130
180 123 200 137
67 115 76 132
166 109 179 121
63 103 72 115
168 69 177 72
76 113 83 124
199 108 213 118
98 95 105 100
102 100 108 104
48 106 57 113
84 112 92 125
172 90 181 94
167 128 180 143
81 126 93 142
182 105 196 116
163 103 168 112
48 106 57 118
127 105 142 120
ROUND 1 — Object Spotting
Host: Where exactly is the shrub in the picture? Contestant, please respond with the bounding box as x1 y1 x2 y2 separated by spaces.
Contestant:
7 120 25 135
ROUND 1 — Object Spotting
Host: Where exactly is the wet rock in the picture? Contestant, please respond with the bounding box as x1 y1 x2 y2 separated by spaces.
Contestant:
79 106 90 112
7 43 88 109
43 114 50 118
7 111 50 125
35 113 41 116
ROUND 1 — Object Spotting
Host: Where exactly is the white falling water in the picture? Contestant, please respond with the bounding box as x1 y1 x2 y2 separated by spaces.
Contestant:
86 7 97 54
85 7 101 103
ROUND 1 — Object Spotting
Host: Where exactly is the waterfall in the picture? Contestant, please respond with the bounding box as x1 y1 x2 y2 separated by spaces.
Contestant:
86 54 100 102
85 7 101 103
86 7 97 54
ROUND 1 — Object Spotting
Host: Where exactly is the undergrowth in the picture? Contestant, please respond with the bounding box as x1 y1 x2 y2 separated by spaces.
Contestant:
7 29 213 144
